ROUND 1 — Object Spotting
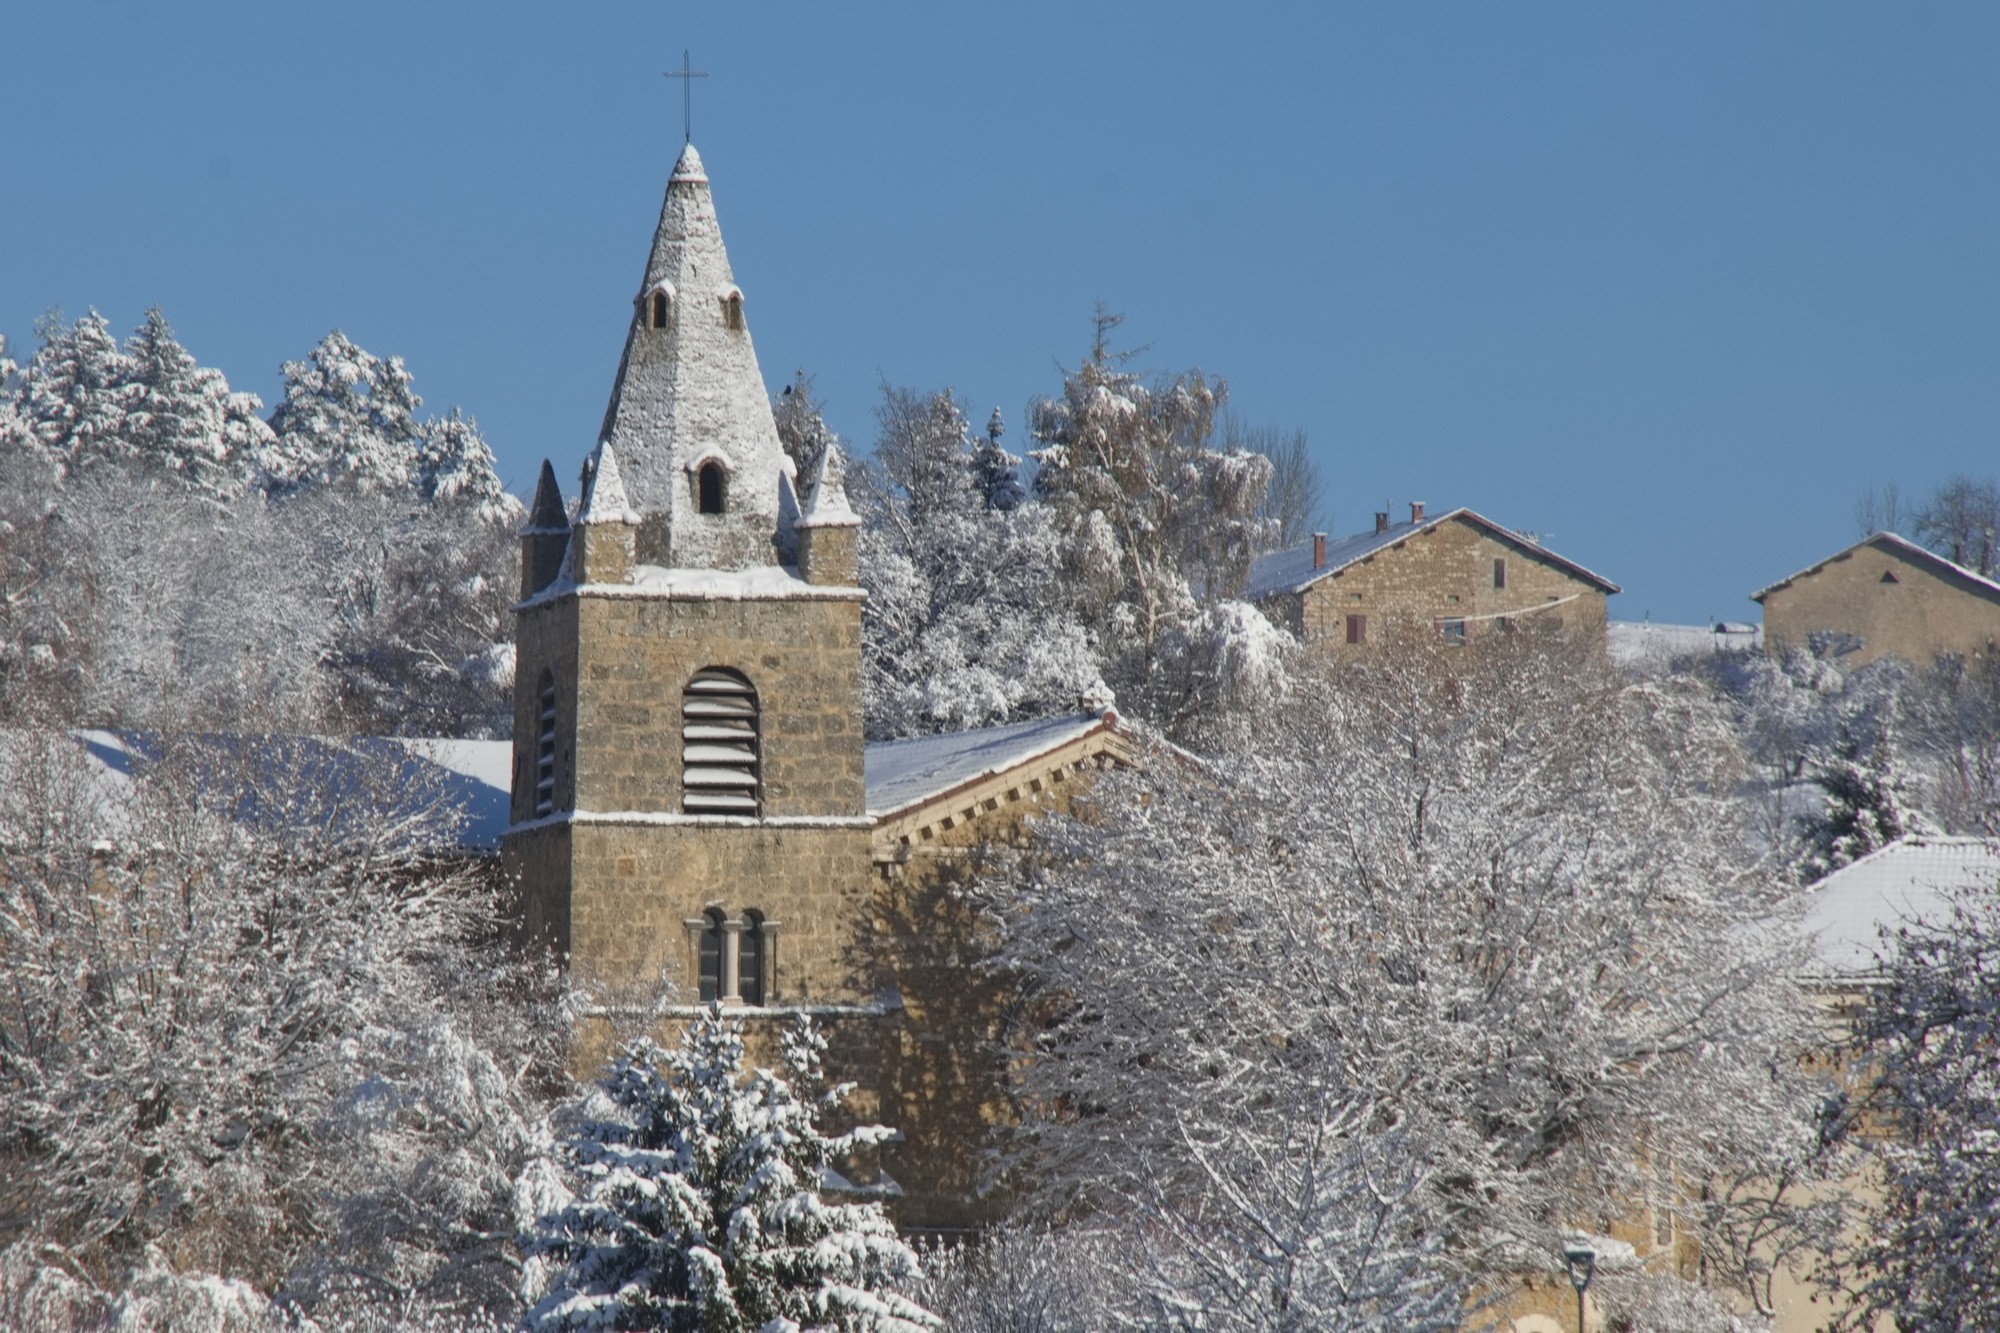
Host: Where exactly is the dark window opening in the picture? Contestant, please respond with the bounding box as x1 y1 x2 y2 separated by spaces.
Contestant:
1881 570 1900 584
683 668 759 814
1345 614 1367 645
698 909 726 1003
1439 618 1467 645
739 911 765 1006
722 292 744 330
649 290 670 329
697 461 726 514
1493 557 1507 589
534 672 557 817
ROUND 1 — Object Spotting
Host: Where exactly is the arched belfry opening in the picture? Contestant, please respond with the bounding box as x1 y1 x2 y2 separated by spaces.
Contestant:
649 290 671 329
721 290 744 331
682 667 759 814
697 460 726 514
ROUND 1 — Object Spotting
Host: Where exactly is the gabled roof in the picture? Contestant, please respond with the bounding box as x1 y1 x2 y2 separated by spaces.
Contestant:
863 711 1115 820
1752 530 2000 604
1243 507 1620 601
1802 836 2000 977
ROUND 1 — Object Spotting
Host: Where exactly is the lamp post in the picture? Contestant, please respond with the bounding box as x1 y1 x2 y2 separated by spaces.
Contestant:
1562 1240 1597 1333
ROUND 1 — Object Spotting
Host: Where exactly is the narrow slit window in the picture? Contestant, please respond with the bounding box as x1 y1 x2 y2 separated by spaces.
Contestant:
1493 557 1507 589
722 292 744 330
534 672 557 817
698 909 726 1003
650 290 671 329
697 461 726 514
683 668 759 814
738 911 765 1006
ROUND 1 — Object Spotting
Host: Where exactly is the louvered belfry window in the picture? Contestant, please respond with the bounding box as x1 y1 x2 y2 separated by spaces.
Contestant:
682 668 760 814
534 672 558 817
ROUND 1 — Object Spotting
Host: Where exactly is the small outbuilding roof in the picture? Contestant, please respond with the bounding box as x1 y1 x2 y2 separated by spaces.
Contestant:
1752 530 2000 605
1243 507 1620 601
1801 836 2000 978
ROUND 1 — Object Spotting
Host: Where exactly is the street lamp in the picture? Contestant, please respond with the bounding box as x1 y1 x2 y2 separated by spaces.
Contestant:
1562 1239 1597 1333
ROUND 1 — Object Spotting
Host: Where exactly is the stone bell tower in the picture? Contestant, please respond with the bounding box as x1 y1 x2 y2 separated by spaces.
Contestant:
505 142 872 1028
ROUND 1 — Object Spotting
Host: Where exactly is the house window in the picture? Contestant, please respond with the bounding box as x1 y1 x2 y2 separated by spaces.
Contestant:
1493 557 1507 589
697 909 726 1002
697 460 726 514
739 910 766 1005
649 290 671 329
683 668 759 814
1345 614 1367 645
534 671 557 817
722 291 744 330
1439 618 1467 645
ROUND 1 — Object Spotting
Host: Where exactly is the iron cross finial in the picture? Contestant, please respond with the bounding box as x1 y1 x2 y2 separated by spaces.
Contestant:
664 50 709 143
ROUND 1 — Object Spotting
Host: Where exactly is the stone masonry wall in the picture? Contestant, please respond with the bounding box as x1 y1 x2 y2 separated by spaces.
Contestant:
1286 516 1609 652
1761 538 2000 667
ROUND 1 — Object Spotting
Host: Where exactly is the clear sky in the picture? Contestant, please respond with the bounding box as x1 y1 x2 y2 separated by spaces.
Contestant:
5 2 1998 623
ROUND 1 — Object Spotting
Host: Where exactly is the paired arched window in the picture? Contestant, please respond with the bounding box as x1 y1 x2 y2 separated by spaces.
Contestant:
534 671 557 817
692 908 772 1006
682 668 759 814
697 460 726 514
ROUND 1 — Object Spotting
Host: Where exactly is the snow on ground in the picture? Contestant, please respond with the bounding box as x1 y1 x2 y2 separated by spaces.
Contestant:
1608 619 1761 669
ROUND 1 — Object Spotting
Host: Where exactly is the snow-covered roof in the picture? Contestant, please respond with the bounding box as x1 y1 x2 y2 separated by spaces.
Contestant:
56 731 514 852
576 442 640 526
1753 531 2000 604
1607 619 1762 667
1802 836 2000 977
863 712 1111 819
669 142 706 184
1243 508 1620 601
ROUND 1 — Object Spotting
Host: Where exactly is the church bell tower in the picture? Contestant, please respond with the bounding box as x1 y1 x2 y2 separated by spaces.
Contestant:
505 142 872 1027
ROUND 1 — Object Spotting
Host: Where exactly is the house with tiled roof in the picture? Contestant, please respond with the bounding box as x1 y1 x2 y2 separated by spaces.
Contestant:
1245 503 1620 650
1753 530 2000 666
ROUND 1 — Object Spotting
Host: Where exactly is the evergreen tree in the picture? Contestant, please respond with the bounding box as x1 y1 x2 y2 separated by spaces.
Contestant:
417 407 522 524
773 372 836 502
1799 724 1933 882
266 330 424 495
18 310 133 478
121 307 274 498
525 1010 935 1333
968 407 1023 513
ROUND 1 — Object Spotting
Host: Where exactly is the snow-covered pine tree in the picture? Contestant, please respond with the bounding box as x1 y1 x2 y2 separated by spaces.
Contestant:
773 372 836 501
416 408 522 525
17 310 134 480
121 307 273 499
265 331 424 496
525 1010 936 1333
969 408 1023 513
1798 722 1933 882
856 386 1093 739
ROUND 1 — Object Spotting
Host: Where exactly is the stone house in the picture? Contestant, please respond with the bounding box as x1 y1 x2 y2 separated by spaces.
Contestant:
1245 504 1619 649
1753 530 2000 667
501 140 1135 1229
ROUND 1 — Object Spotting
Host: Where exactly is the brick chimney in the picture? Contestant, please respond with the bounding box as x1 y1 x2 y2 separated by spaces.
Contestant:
1374 511 1390 534
1312 532 1327 568
1410 500 1426 524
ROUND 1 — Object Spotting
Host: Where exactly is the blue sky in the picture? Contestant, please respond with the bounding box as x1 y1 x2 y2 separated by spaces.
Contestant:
6 2 1999 623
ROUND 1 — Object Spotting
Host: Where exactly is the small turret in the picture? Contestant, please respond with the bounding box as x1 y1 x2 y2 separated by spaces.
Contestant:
566 441 641 585
520 460 570 597
795 443 861 586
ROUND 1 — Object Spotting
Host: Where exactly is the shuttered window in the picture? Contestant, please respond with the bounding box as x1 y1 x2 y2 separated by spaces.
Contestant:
739 911 765 1006
683 668 760 815
1345 614 1367 645
534 672 557 817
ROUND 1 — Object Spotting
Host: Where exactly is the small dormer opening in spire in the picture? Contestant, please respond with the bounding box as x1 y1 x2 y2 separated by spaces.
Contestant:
650 291 670 329
697 460 726 514
721 288 744 331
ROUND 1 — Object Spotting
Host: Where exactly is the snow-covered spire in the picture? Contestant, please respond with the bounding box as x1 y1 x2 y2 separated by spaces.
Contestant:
796 442 860 529
595 141 789 570
576 442 640 525
523 459 568 534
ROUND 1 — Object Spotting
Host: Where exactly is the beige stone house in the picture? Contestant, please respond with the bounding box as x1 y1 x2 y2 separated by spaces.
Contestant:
1753 530 2000 666
1245 504 1619 649
501 140 1134 1228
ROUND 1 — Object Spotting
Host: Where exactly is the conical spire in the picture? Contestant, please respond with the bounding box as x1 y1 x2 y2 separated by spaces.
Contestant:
523 459 568 533
576 442 640 525
596 141 788 570
797 443 860 529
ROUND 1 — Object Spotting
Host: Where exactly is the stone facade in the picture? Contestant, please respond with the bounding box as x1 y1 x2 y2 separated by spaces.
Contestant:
1755 531 2000 667
1253 508 1616 652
